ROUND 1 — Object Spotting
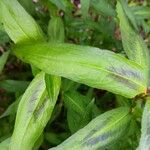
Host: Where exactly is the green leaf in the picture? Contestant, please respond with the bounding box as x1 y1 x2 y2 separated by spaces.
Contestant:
117 1 150 77
138 97 150 150
0 98 20 119
91 0 116 17
45 74 61 103
81 0 90 18
0 80 29 93
119 0 138 30
0 0 44 43
48 17 65 42
10 72 60 150
49 107 131 150
0 50 9 73
0 137 10 150
132 6 150 20
13 42 147 98
64 91 89 115
18 0 36 16
64 91 93 133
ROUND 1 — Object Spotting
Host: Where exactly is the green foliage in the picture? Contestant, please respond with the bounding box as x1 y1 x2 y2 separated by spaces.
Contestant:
117 1 149 73
64 91 97 133
0 0 150 149
138 97 150 150
49 107 131 150
0 0 44 43
10 72 60 150
12 42 147 98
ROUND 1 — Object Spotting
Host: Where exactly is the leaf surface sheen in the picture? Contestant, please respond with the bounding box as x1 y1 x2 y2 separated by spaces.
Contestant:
10 72 61 150
13 42 147 98
117 1 150 80
49 107 131 150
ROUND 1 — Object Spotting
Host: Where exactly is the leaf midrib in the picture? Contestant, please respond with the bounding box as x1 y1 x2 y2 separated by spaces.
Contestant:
65 94 85 115
20 52 146 91
88 110 130 140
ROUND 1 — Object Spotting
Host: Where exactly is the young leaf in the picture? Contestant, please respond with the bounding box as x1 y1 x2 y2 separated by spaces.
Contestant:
0 50 9 73
49 107 131 150
0 0 44 43
10 72 61 150
45 74 61 103
117 1 150 77
48 17 65 42
13 42 147 98
138 97 150 150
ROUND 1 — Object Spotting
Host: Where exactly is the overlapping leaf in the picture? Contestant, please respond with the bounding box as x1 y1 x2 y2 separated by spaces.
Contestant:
10 72 60 150
117 1 150 79
13 42 147 98
49 107 131 150
0 0 44 43
48 17 65 42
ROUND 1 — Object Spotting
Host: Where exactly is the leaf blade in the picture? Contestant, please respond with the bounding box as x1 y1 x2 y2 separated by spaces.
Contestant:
10 72 61 150
13 42 147 98
0 0 44 43
117 1 149 77
49 107 131 150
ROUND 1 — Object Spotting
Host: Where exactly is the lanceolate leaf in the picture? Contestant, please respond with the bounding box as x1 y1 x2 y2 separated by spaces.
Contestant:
138 97 150 150
13 42 147 98
117 1 150 77
10 72 61 150
45 74 61 103
49 107 131 150
48 17 65 42
0 0 44 43
119 0 138 30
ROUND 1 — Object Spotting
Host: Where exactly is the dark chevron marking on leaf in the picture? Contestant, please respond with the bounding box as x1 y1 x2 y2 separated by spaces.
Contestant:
33 97 49 121
83 118 111 142
83 132 111 147
108 66 143 80
110 74 138 90
107 66 142 90
28 79 44 114
82 123 128 147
